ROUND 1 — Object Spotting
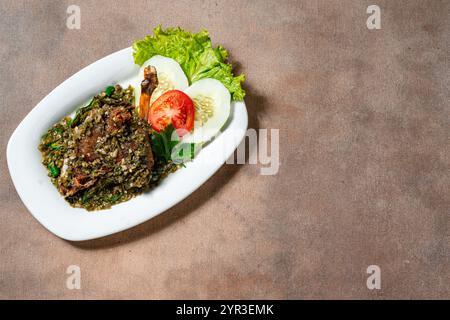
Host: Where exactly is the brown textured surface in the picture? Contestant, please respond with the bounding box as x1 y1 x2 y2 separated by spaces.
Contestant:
0 0 449 299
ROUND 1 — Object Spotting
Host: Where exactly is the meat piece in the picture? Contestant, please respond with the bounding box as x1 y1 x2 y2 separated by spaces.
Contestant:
115 141 137 164
144 137 154 170
139 66 158 119
137 129 154 170
115 130 153 170
59 171 97 197
78 107 132 162
106 107 132 134
76 128 101 162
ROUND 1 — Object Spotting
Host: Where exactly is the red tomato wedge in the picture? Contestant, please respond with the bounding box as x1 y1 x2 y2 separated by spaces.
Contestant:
148 90 195 135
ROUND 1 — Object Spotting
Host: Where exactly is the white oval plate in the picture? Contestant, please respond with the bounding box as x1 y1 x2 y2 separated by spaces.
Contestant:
6 47 248 241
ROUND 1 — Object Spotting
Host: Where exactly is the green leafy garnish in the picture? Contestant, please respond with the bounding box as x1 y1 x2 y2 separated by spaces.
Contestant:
71 98 96 127
151 124 179 162
173 142 198 164
47 163 60 178
150 124 198 163
105 85 115 97
133 26 245 100
53 127 63 134
81 191 90 204
50 142 61 150
109 193 122 202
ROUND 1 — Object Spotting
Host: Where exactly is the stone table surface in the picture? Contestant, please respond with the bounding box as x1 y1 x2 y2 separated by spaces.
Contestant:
1 0 449 299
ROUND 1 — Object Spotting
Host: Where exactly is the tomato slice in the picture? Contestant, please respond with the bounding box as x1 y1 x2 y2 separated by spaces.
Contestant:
148 90 195 135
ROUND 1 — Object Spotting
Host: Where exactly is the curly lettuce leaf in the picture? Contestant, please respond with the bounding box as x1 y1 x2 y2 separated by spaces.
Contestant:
133 26 245 101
